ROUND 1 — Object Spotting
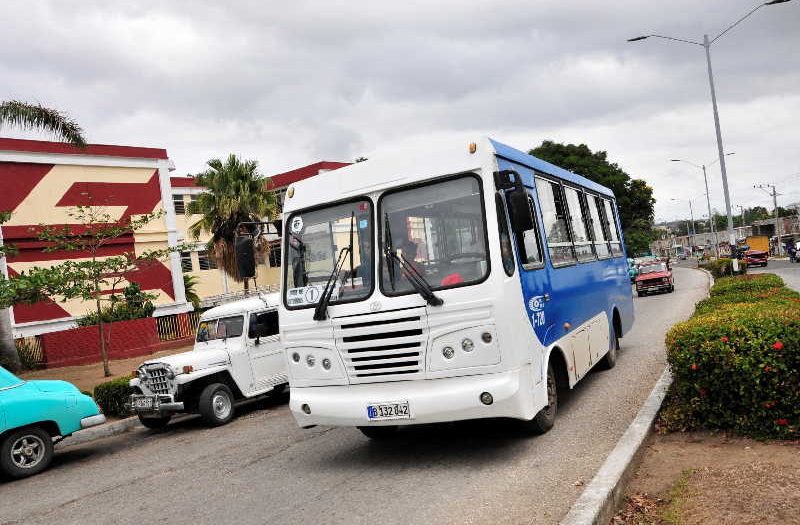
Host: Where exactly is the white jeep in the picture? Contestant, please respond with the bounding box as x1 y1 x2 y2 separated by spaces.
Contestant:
129 293 288 428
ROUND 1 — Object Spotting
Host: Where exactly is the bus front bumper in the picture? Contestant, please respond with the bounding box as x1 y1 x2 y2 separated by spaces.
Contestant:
289 366 537 428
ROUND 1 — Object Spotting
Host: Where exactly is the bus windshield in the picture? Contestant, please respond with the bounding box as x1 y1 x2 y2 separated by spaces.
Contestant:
284 199 374 308
380 175 489 295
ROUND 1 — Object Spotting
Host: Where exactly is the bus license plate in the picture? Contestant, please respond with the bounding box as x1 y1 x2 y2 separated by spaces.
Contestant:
367 401 411 420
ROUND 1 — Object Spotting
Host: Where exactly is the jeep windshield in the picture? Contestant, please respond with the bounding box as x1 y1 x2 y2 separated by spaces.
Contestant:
196 316 244 342
284 199 374 309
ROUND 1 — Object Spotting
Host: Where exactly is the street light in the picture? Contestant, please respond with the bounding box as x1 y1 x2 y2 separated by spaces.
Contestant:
670 152 736 258
628 0 793 267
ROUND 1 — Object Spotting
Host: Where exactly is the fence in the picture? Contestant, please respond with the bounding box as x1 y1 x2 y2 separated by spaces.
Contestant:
14 336 45 370
155 311 200 342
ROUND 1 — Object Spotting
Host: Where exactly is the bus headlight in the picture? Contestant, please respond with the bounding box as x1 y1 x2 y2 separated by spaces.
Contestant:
461 338 474 352
442 346 455 359
322 358 332 370
292 352 300 363
306 354 316 367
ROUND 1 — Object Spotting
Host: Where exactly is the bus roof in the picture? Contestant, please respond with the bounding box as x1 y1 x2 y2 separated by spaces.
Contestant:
490 139 615 198
283 138 615 213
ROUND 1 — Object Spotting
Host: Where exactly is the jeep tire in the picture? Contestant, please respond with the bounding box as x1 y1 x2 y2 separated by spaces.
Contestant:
138 414 171 430
198 383 235 426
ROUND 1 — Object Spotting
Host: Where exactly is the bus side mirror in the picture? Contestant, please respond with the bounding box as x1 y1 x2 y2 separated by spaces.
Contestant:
507 188 535 232
235 236 256 278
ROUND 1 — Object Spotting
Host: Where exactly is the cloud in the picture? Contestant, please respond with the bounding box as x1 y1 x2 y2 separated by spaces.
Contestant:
1 0 798 218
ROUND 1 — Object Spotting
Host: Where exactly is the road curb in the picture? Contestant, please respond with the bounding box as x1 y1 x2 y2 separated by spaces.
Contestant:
560 367 673 525
57 416 142 448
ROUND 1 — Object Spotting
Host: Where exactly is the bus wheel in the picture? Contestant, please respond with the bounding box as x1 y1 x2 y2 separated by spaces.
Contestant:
600 325 619 370
358 426 398 440
520 363 557 435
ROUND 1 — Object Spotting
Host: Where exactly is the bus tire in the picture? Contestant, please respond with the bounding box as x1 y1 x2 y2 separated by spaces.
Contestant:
520 363 557 435
358 426 398 440
600 325 619 370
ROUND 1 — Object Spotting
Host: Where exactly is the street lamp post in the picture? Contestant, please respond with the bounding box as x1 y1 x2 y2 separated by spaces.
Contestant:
671 152 735 258
628 0 793 267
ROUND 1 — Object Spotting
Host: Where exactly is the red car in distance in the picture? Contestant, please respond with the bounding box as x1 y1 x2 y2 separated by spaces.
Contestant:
744 249 768 267
635 262 674 297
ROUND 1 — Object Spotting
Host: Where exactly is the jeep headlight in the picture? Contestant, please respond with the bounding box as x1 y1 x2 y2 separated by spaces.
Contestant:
166 368 176 380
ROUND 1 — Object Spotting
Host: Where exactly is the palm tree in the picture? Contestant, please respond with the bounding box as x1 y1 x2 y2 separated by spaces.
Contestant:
186 154 277 289
183 274 201 310
0 100 87 371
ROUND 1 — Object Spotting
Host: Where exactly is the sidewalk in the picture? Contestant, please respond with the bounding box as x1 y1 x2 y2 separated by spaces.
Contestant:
21 345 192 394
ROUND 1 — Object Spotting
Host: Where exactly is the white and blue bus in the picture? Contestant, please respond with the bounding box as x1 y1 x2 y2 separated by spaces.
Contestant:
279 138 634 438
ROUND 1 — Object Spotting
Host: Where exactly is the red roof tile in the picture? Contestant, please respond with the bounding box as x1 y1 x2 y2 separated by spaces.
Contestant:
268 161 350 189
0 137 168 159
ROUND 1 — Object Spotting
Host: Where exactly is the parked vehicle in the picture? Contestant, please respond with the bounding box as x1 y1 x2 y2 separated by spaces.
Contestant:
635 262 674 297
129 293 287 428
0 367 105 479
744 249 768 268
627 258 638 283
279 138 634 438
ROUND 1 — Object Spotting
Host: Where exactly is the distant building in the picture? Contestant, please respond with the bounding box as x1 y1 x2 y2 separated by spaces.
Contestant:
0 137 350 335
0 138 190 337
169 160 350 306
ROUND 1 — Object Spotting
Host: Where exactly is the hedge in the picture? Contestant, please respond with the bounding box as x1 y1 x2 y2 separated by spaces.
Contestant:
699 257 746 279
661 274 799 439
94 375 133 418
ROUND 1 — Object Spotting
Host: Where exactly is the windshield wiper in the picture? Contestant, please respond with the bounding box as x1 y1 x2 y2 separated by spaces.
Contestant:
313 247 350 321
383 213 442 306
313 212 356 321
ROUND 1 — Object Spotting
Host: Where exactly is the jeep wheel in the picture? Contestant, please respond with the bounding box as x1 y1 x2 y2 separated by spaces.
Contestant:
138 414 171 429
1 427 54 479
199 383 235 426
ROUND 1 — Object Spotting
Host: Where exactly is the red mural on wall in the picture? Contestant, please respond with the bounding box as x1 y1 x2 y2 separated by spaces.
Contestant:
0 162 53 213
56 171 162 222
2 163 176 325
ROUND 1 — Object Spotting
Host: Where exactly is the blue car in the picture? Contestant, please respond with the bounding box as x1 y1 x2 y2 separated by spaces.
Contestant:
0 366 105 479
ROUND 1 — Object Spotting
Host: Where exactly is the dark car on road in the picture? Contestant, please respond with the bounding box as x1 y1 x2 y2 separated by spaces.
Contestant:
744 249 768 267
635 262 674 297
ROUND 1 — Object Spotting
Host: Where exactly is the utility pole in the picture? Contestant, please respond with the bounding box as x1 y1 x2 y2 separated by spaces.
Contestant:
736 204 746 229
755 184 782 256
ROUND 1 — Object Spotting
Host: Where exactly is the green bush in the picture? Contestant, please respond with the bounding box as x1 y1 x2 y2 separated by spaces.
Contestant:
693 274 798 316
77 283 155 327
93 375 133 418
699 257 747 278
662 275 799 439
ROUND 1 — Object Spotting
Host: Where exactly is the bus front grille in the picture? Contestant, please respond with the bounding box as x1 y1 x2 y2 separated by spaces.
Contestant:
334 310 427 383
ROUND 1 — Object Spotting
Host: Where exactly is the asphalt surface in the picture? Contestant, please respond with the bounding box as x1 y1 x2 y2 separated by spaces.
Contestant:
0 267 709 525
748 258 800 291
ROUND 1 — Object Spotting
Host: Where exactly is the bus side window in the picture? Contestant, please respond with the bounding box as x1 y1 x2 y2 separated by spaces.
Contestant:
535 177 576 266
602 198 624 257
517 193 544 269
589 195 611 258
563 186 596 262
495 194 516 276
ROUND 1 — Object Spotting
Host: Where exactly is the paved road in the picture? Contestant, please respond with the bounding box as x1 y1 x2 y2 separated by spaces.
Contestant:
0 268 709 525
748 258 800 291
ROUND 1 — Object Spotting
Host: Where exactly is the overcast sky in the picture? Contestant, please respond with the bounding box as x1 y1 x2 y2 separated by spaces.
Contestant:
2 0 798 222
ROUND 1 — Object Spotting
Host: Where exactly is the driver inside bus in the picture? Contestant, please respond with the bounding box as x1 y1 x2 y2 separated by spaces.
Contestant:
347 236 373 289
